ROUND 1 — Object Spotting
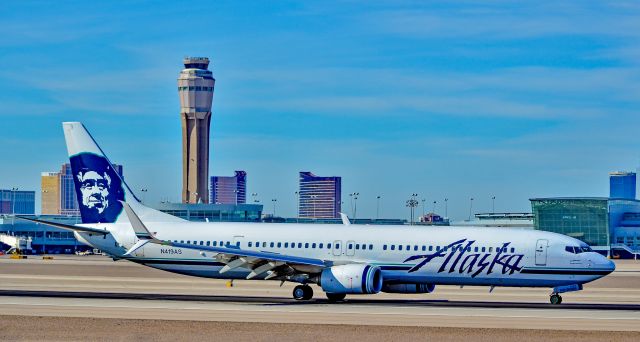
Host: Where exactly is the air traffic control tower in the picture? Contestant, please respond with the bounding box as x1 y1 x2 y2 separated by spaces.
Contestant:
178 57 215 203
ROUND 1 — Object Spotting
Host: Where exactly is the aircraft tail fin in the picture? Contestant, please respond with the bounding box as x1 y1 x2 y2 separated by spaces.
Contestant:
62 122 185 224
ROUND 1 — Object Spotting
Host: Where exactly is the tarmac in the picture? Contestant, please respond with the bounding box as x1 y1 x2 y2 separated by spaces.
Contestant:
1 255 639 340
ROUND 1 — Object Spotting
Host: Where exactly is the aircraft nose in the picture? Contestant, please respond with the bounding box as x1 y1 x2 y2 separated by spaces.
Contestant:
595 255 616 274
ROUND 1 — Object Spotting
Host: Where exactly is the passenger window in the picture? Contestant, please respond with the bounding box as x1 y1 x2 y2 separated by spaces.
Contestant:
348 243 353 249
407 245 411 250
302 243 307 248
369 244 373 250
474 247 478 252
319 243 324 248
391 245 395 250
262 242 267 247
187 240 191 244
327 243 332 249
398 245 403 251
481 247 486 252
436 246 440 251
236 242 240 247
180 240 184 244
298 243 303 248
466 247 471 252
206 241 210 246
421 246 426 251
270 242 274 248
355 244 360 250
277 242 282 248
291 242 295 247
212 241 217 246
312 243 316 248
510 248 515 253
336 244 340 249
429 246 433 251
284 242 289 248
248 242 252 247
488 247 493 252
383 245 388 250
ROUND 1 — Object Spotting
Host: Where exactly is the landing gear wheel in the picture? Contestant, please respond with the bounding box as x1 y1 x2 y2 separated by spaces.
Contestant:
550 294 562 305
293 285 314 300
326 292 346 302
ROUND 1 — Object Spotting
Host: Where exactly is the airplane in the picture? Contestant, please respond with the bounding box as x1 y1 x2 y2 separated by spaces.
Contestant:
19 122 615 305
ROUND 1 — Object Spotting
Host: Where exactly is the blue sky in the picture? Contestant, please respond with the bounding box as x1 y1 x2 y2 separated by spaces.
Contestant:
1 1 640 220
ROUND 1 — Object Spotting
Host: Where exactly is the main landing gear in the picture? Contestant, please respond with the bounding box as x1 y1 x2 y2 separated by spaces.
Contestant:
550 294 563 305
293 285 314 300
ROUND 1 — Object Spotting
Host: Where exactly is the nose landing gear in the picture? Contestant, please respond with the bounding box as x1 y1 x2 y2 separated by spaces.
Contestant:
550 294 563 305
293 284 314 300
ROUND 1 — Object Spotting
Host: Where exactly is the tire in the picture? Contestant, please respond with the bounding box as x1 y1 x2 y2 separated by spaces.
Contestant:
302 285 314 300
550 294 562 305
326 292 346 302
293 285 306 300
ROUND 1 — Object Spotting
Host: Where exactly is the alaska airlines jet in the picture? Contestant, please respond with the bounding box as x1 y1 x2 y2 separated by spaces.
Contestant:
20 122 615 304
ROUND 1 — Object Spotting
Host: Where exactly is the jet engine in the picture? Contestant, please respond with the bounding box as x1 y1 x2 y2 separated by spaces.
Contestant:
319 264 383 294
381 283 436 294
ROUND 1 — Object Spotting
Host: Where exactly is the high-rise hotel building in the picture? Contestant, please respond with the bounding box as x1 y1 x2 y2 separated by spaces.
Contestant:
209 171 247 205
298 172 341 219
178 57 215 204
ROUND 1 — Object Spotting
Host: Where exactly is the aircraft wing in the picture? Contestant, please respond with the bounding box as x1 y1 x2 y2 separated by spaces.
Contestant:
15 216 109 235
121 203 330 279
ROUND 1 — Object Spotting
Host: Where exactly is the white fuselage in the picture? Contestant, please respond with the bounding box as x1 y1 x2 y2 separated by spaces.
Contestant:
76 221 615 288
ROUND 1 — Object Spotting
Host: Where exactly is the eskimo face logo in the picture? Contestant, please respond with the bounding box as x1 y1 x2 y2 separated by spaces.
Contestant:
70 153 124 223
78 170 111 213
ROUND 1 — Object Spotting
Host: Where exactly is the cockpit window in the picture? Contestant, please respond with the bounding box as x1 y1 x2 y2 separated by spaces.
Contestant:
565 245 593 254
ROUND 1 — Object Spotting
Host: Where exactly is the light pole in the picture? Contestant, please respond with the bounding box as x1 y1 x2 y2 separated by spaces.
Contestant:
310 194 318 219
194 192 199 204
12 187 18 215
294 191 299 223
421 198 426 216
376 195 381 220
444 198 448 218
352 192 359 221
491 196 496 213
233 190 238 205
469 197 474 221
433 200 437 214
406 194 419 225
140 188 148 204
271 198 277 216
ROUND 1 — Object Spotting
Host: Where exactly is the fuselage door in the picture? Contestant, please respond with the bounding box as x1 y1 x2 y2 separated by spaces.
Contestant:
332 240 342 256
232 235 245 249
535 239 549 266
346 240 355 256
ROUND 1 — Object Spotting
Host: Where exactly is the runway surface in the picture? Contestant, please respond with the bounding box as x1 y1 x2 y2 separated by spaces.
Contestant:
1 255 640 338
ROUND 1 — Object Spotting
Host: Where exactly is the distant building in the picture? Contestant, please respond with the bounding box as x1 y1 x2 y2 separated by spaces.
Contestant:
0 189 35 214
41 172 60 215
41 163 123 215
610 171 636 200
154 202 262 222
298 172 341 219
209 171 246 205
454 213 533 228
530 197 640 258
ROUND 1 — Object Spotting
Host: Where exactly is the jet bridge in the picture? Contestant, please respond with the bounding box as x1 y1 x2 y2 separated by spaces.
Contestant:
0 233 32 254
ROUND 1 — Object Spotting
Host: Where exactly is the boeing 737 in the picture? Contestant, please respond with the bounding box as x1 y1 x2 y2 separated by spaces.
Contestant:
20 122 615 304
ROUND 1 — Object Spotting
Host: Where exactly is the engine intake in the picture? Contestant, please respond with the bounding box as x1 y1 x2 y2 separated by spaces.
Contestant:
320 264 383 294
382 283 436 294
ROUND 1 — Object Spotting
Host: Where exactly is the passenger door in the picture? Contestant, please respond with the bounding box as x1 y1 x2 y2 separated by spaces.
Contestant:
535 239 548 266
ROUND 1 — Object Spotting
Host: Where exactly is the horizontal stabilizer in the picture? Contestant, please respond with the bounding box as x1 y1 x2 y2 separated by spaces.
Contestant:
15 216 109 235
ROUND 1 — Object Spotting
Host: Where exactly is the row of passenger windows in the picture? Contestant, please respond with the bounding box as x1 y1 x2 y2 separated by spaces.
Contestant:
170 239 515 254
178 86 213 91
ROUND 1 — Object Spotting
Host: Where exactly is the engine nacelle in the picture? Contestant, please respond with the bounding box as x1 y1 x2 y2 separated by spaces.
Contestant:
320 264 383 294
381 283 436 294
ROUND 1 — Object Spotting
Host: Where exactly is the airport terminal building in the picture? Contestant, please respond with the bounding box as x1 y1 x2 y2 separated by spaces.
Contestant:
530 197 640 258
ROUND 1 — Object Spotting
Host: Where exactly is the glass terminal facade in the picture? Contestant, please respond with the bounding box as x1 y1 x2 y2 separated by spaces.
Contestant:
531 198 609 247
